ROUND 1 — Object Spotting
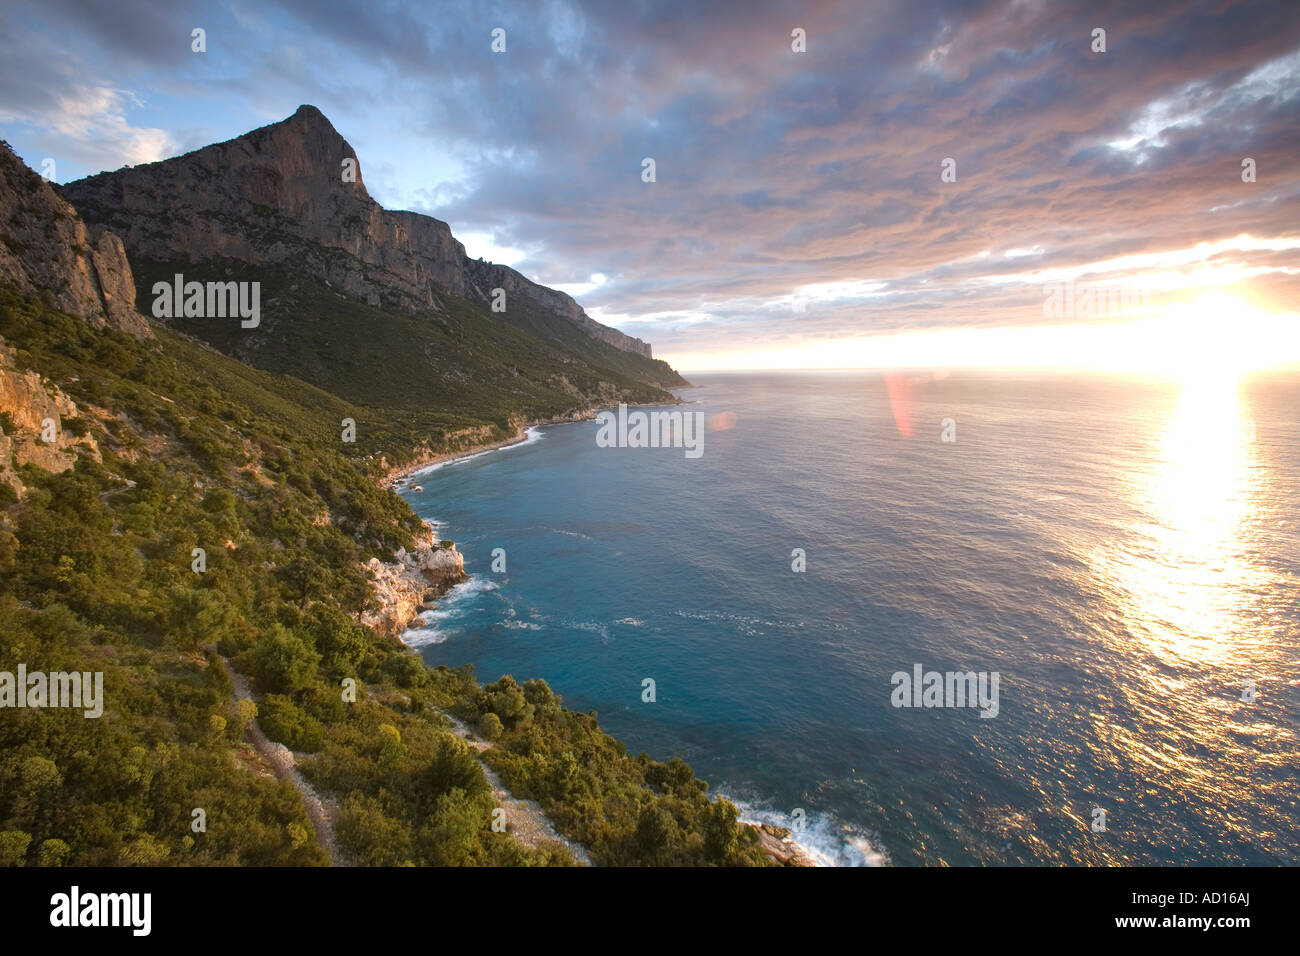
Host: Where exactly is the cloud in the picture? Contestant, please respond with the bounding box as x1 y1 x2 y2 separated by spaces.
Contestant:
2 0 1297 363
0 83 176 176
45 88 174 168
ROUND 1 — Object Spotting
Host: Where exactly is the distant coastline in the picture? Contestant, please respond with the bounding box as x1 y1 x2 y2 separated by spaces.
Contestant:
378 394 691 489
379 420 561 490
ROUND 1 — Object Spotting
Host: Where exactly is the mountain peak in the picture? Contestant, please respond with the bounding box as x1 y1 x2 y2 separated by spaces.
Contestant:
249 104 356 175
60 109 658 360
282 104 339 137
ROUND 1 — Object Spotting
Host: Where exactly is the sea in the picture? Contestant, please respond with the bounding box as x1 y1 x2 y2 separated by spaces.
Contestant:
398 369 1300 866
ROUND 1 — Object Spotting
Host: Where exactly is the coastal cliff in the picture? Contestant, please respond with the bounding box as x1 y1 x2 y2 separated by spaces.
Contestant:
360 521 467 636
0 122 765 871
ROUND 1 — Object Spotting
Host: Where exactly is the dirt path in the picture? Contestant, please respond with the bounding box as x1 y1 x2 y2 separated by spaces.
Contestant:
216 656 349 867
441 712 595 866
215 655 590 866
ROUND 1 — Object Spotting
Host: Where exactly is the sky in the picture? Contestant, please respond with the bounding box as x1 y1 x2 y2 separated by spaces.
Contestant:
1 0 1298 373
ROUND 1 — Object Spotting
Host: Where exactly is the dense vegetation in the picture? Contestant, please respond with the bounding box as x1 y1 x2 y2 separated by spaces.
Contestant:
461 677 770 865
0 284 769 867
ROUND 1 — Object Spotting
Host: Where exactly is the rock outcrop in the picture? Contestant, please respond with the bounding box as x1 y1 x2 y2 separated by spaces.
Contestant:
360 521 467 636
61 106 652 357
745 823 818 867
0 141 150 338
0 343 101 497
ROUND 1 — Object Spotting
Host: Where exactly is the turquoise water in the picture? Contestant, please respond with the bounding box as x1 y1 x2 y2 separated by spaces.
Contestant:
400 370 1300 866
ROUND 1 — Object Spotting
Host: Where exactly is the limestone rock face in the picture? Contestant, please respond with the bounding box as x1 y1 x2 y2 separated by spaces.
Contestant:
359 526 467 637
61 105 651 356
0 142 150 338
398 539 466 584
62 106 468 312
89 228 147 334
0 343 101 497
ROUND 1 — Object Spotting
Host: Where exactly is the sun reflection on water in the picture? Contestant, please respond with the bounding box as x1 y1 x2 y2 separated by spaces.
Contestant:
1124 371 1267 662
1077 369 1290 860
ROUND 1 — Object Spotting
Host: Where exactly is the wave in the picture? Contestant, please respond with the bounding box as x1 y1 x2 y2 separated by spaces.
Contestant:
719 791 889 867
561 618 613 644
673 608 850 637
501 620 544 630
400 575 501 647
400 626 449 648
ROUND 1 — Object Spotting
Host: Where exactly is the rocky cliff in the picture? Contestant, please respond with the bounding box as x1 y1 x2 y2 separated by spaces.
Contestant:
360 521 467 636
0 142 150 338
0 343 101 497
61 106 653 357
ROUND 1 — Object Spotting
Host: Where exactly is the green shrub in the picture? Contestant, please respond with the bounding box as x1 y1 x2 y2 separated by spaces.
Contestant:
258 694 325 752
0 830 32 867
247 625 320 693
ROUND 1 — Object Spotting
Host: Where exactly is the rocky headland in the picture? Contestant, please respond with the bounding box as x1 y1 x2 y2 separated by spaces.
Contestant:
360 520 467 637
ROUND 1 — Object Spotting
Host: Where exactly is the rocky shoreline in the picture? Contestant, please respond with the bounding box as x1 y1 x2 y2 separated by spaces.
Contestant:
363 395 822 867
743 823 818 867
364 412 600 637
358 520 468 637
376 393 691 491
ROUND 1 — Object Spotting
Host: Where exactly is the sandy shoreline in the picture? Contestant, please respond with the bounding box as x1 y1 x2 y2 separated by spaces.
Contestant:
378 421 558 490
378 394 689 490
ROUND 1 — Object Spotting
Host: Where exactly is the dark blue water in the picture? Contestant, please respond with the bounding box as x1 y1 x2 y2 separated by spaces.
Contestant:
401 370 1300 865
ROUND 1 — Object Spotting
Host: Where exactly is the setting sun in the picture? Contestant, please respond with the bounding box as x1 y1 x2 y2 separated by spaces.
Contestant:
670 292 1300 376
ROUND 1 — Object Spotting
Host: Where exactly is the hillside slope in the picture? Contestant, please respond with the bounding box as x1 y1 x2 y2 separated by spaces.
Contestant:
0 140 775 868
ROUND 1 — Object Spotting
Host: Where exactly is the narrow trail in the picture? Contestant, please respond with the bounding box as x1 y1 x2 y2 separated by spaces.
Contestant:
214 654 591 866
440 711 595 866
216 656 349 867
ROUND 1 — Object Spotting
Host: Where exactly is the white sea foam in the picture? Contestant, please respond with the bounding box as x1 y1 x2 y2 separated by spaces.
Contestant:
440 575 500 603
399 576 500 647
720 792 889 868
562 619 613 644
400 626 449 648
672 608 844 636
